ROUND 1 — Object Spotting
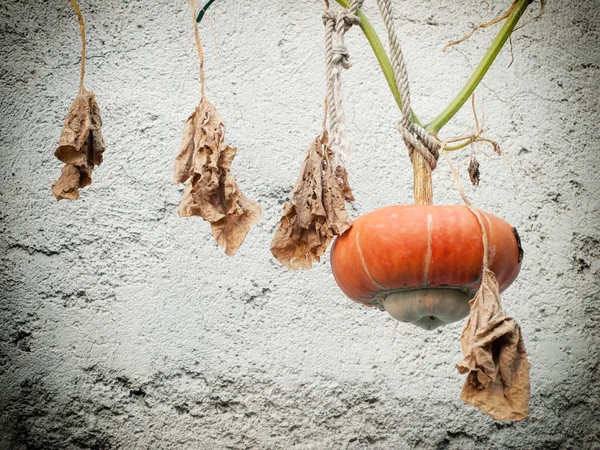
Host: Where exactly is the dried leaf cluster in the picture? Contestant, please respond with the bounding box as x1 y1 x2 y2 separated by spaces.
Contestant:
457 269 531 421
173 98 261 256
270 134 353 269
52 89 105 200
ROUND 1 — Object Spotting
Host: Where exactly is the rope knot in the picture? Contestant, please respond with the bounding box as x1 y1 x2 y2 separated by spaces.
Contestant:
332 43 351 69
323 9 358 70
397 122 441 170
339 10 360 31
322 9 360 31
322 9 337 26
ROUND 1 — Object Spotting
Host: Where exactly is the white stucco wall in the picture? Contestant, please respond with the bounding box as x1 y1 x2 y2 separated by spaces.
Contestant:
1 0 599 448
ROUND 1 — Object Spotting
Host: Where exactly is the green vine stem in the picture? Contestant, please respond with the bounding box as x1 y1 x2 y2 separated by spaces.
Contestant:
196 0 216 23
424 0 530 134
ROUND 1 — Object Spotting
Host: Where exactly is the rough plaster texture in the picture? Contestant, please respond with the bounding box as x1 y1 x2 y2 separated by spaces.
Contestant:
1 0 599 448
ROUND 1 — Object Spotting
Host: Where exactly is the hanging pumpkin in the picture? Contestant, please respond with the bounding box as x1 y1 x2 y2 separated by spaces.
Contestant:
330 204 523 330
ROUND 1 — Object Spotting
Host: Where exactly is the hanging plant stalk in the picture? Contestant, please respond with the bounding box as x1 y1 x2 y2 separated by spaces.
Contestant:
52 0 106 200
173 0 261 256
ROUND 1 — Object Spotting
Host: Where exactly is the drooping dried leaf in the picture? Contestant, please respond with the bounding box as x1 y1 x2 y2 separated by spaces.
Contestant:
270 134 352 269
334 165 355 201
173 97 261 256
51 163 93 201
468 157 480 186
52 89 105 200
456 269 531 421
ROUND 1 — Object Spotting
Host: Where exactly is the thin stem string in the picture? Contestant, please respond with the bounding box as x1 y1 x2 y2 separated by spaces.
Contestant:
69 0 86 92
191 0 206 100
441 149 490 269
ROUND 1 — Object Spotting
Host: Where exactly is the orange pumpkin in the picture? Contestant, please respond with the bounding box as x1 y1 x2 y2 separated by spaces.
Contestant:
330 205 522 330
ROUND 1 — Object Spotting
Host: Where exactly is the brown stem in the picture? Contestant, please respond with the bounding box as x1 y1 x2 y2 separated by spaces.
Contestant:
191 0 206 99
69 0 86 91
412 152 433 205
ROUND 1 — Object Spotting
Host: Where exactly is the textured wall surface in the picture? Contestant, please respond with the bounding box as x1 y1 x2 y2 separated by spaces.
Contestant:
1 0 599 448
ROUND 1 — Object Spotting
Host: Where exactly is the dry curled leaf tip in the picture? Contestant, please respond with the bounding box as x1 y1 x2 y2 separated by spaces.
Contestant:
468 157 480 186
51 89 105 200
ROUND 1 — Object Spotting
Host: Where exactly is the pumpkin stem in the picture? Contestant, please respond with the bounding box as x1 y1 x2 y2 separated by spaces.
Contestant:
412 151 433 205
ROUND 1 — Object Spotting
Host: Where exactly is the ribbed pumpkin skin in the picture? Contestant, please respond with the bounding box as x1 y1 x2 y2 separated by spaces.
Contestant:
330 205 521 305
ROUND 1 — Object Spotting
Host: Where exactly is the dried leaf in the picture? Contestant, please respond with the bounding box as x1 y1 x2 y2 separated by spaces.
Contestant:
468 157 480 186
456 269 531 421
52 89 105 200
491 141 502 155
173 97 261 256
334 165 355 201
51 163 93 201
270 134 352 269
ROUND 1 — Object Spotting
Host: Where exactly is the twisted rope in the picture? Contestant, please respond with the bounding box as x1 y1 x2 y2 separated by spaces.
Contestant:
375 0 440 169
322 0 362 168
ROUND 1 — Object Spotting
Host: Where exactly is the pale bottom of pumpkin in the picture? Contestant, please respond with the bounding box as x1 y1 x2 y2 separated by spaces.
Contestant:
383 288 471 331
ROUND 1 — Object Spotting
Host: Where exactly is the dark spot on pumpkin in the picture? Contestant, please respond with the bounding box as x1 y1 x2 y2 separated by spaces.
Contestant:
513 227 524 263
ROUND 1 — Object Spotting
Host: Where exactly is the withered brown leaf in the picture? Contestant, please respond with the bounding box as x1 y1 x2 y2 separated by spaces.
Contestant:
173 97 261 256
334 165 355 201
468 157 480 186
270 134 352 269
456 269 531 421
52 89 105 200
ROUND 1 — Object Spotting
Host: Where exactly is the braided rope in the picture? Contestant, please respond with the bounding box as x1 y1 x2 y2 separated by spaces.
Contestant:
323 13 337 138
322 0 361 168
375 0 440 169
